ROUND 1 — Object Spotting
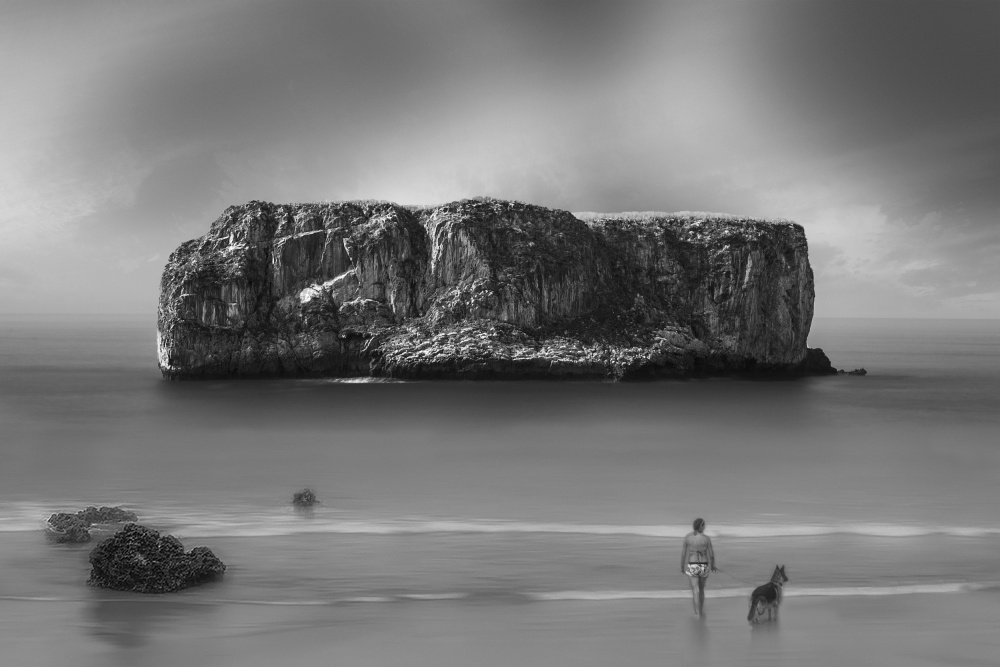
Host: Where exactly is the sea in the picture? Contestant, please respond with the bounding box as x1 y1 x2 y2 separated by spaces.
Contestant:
1 314 997 666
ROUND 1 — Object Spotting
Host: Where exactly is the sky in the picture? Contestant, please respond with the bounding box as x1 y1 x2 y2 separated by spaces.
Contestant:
1 0 997 318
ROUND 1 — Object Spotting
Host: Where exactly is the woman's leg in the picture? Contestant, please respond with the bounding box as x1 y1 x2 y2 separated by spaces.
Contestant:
687 574 701 616
697 576 707 616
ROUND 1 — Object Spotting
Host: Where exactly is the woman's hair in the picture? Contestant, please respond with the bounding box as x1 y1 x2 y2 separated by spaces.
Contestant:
693 518 705 531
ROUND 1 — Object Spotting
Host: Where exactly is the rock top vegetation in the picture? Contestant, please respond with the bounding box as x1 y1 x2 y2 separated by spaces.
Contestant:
158 197 835 380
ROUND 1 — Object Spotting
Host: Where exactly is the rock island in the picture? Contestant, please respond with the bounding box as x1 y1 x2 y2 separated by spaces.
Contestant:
157 197 835 380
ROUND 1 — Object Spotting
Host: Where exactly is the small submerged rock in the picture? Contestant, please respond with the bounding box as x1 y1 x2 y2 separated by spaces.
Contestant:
87 523 226 593
292 488 318 507
838 368 868 375
46 505 139 543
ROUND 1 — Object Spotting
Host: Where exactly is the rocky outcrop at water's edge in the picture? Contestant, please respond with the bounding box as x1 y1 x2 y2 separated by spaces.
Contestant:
157 197 836 380
47 506 138 544
88 523 226 593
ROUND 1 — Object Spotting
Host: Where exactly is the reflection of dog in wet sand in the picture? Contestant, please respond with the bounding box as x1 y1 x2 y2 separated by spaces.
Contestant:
747 565 788 623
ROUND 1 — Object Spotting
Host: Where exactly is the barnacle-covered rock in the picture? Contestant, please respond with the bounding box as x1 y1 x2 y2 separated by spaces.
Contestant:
47 513 93 543
292 488 318 507
77 506 139 525
46 506 138 543
88 524 226 593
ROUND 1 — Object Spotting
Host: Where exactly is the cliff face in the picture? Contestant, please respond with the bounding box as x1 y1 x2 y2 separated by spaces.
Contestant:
157 197 834 380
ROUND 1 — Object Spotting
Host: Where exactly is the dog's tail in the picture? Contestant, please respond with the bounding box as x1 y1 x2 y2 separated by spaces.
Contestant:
747 594 767 622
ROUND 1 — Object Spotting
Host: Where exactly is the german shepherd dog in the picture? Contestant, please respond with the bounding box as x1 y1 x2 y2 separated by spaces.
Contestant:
747 565 788 623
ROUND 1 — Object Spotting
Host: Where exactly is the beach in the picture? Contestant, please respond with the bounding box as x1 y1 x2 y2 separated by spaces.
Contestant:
1 315 999 664
4 588 998 667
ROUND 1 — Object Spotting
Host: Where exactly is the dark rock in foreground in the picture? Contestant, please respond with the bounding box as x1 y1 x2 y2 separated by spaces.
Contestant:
47 506 139 543
88 524 226 593
158 197 837 380
292 488 318 507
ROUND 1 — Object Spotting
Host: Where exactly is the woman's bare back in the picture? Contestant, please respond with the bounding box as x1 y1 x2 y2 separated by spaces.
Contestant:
684 532 712 563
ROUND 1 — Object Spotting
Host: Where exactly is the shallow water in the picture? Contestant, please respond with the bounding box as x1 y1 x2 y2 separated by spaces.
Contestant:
1 315 998 664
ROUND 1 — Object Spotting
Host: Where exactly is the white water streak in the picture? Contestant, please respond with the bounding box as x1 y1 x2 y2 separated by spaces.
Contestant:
4 503 1000 540
3 582 995 606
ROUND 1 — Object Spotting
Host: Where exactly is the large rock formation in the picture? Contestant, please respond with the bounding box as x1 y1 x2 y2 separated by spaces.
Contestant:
158 198 835 380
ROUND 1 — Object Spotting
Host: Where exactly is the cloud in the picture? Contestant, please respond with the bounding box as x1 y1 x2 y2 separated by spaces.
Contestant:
737 161 999 317
1 0 998 317
895 217 1000 298
0 142 152 251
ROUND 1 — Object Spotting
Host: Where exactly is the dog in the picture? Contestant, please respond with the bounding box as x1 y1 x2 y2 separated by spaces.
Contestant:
747 565 788 623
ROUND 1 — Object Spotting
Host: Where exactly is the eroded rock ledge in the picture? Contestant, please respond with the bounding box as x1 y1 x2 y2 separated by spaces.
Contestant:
157 197 835 380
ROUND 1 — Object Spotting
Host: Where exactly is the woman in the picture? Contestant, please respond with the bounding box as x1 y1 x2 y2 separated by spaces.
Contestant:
680 517 717 618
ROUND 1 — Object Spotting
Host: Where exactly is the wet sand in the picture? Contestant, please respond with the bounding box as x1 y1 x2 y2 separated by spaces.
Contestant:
3 590 997 667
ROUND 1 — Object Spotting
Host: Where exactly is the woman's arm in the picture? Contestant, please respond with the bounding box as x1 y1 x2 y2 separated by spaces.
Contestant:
707 537 717 571
680 536 689 573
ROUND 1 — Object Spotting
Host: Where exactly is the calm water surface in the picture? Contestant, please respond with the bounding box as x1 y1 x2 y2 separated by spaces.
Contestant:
1 315 997 665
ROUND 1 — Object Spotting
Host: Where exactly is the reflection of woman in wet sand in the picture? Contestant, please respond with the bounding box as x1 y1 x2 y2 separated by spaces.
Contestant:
681 518 716 618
